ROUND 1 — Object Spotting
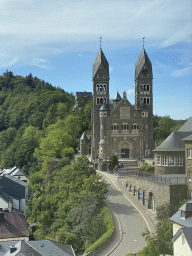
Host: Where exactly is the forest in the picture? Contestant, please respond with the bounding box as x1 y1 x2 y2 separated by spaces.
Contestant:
0 71 186 253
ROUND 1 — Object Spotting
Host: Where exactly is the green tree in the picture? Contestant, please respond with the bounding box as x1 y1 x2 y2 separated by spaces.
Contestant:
110 155 118 169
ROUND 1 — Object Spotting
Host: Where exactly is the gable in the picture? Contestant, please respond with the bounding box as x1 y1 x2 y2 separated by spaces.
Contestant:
108 98 143 124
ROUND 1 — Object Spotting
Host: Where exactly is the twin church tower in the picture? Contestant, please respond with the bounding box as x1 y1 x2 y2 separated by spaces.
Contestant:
80 47 155 171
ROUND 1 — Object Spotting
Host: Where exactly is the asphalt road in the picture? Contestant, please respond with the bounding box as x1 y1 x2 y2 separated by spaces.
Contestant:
97 172 147 256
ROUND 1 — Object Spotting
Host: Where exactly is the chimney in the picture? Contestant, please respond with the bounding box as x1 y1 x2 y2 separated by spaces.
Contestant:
10 245 17 253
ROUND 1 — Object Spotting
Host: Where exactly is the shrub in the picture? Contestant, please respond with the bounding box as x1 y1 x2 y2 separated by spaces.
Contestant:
84 204 114 253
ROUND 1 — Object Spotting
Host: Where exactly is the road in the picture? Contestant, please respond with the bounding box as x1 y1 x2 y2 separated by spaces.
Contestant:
97 171 148 256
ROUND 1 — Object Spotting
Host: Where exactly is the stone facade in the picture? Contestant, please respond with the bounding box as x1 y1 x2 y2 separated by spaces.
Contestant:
183 135 192 198
80 47 155 169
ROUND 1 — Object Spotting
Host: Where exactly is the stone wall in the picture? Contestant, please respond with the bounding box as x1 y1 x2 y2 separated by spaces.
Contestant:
185 140 192 198
118 176 188 221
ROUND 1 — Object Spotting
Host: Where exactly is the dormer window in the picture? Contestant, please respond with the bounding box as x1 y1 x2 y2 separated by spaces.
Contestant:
181 210 185 219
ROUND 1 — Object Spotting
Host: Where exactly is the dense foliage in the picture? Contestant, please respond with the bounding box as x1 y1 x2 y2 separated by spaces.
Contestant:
26 156 108 252
0 71 92 173
153 115 185 146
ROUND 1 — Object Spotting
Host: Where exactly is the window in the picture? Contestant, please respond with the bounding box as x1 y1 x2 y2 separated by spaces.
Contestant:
132 124 139 131
187 148 192 158
100 98 103 104
111 123 119 131
104 97 107 103
188 171 192 181
157 156 161 165
169 156 175 166
100 113 103 117
121 122 129 130
147 98 150 104
143 97 150 104
100 85 103 91
103 85 106 91
147 84 150 91
177 157 183 166
97 85 99 91
162 156 167 166
97 98 99 104
140 97 143 103
144 85 146 91
142 112 145 117
140 85 143 91
181 210 185 219
104 112 107 117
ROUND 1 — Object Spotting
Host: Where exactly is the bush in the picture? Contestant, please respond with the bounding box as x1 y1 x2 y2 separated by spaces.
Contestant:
84 204 114 253
139 161 154 172
110 155 118 169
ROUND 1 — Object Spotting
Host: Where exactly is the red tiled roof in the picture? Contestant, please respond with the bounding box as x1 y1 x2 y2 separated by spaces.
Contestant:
0 212 29 239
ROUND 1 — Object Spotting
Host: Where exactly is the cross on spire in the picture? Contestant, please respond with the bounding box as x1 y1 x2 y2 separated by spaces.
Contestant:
142 37 145 48
99 37 102 48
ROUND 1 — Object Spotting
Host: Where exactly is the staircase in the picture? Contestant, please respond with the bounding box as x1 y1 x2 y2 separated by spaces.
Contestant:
117 159 139 172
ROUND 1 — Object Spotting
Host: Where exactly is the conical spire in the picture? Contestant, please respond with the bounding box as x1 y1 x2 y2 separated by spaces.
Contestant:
80 132 88 140
113 91 122 101
135 48 152 80
93 48 109 79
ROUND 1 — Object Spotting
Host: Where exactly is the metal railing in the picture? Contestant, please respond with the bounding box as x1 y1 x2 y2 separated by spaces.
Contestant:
118 171 186 185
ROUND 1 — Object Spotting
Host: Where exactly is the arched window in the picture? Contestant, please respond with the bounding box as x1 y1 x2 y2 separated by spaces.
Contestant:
103 85 106 91
97 98 99 104
132 123 139 131
144 85 146 91
111 123 119 131
140 85 143 91
147 84 150 91
100 98 103 104
97 85 99 91
100 85 102 91
104 97 107 103
121 122 129 130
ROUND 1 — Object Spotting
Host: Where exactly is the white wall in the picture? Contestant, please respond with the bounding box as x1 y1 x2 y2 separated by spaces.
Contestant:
20 199 26 211
173 233 192 256
0 197 8 209
12 199 19 210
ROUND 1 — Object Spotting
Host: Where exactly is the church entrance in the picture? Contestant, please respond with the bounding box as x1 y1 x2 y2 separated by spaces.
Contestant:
121 149 129 158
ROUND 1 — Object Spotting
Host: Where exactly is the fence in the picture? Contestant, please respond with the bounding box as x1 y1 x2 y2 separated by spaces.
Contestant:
118 171 186 185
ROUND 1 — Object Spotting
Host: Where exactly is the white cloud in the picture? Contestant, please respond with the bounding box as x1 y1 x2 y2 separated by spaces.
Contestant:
31 58 49 69
0 55 19 68
172 65 192 77
0 0 191 67
127 89 135 95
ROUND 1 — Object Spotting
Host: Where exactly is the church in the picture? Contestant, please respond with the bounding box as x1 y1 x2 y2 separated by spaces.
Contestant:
80 47 155 171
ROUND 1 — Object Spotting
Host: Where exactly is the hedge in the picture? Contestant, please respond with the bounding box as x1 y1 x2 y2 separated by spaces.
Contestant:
84 204 114 253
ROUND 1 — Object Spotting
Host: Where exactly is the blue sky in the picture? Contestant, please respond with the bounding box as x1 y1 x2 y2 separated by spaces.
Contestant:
0 0 191 120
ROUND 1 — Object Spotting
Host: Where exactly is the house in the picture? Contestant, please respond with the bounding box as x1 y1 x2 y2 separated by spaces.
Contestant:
0 175 29 211
80 47 155 171
75 91 92 101
170 199 192 255
0 240 75 256
182 134 192 199
0 187 12 212
153 117 192 175
1 166 29 183
0 212 29 241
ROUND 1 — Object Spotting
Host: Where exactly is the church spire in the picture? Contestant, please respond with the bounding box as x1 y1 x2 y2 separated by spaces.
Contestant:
135 48 152 80
93 48 109 79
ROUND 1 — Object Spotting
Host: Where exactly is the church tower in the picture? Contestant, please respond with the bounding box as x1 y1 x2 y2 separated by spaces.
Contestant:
135 48 155 157
92 48 109 159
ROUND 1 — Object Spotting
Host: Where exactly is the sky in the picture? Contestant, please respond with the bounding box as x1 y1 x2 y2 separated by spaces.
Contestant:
0 0 191 120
